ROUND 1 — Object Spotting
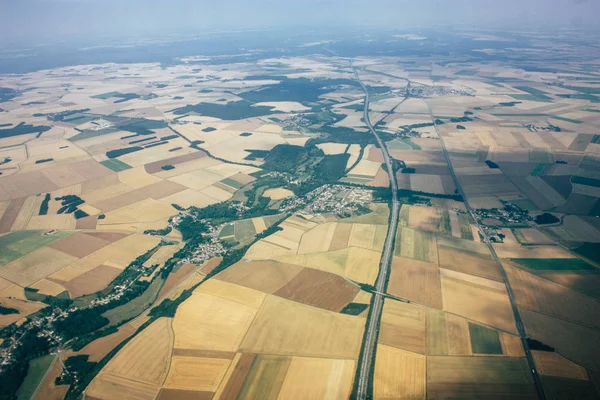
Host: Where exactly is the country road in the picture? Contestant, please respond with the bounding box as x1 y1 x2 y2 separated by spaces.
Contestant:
352 66 401 400
431 117 547 400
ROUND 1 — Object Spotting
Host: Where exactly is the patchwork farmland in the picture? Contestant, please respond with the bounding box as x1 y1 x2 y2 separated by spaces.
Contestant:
0 27 599 400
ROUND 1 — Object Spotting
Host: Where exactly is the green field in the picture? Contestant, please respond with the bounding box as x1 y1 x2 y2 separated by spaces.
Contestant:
237 355 291 399
550 115 583 124
438 210 452 236
509 94 552 103
458 213 474 240
572 175 600 187
102 276 165 326
530 163 548 177
100 159 132 172
510 258 596 271
219 223 235 237
510 199 538 211
430 75 447 82
395 227 435 262
343 203 389 225
511 229 527 244
234 219 257 243
263 214 285 227
340 302 369 315
220 177 245 189
399 205 410 227
513 86 550 96
16 354 55 400
572 243 600 264
456 69 478 76
387 138 421 151
0 231 72 265
492 113 582 124
468 323 503 354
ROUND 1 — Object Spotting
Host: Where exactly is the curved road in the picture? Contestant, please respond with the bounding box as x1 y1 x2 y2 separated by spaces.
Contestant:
353 66 401 400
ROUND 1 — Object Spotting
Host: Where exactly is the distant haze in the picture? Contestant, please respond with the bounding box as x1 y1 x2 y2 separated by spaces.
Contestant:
1 0 599 42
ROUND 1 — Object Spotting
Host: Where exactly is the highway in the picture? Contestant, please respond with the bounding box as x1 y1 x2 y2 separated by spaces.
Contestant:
353 66 401 400
431 118 547 400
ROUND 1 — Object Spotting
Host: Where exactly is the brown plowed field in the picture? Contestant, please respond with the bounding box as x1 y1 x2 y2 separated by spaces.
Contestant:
505 263 600 330
157 389 213 400
274 267 359 312
144 151 207 174
62 264 122 298
388 256 442 309
215 260 303 294
214 353 255 400
48 232 110 258
379 300 426 355
438 245 502 281
0 197 25 233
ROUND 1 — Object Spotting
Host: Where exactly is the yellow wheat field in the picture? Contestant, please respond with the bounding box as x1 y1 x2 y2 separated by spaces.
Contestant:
240 295 364 359
50 234 160 281
163 356 231 391
85 373 160 400
277 356 355 400
173 290 260 352
275 247 381 285
297 222 337 254
100 317 173 385
373 345 426 400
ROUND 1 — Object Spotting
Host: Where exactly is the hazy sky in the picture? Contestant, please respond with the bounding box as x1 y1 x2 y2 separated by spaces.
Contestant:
1 0 599 42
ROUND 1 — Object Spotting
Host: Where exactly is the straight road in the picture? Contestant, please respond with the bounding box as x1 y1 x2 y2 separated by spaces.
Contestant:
431 118 546 400
352 66 401 400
